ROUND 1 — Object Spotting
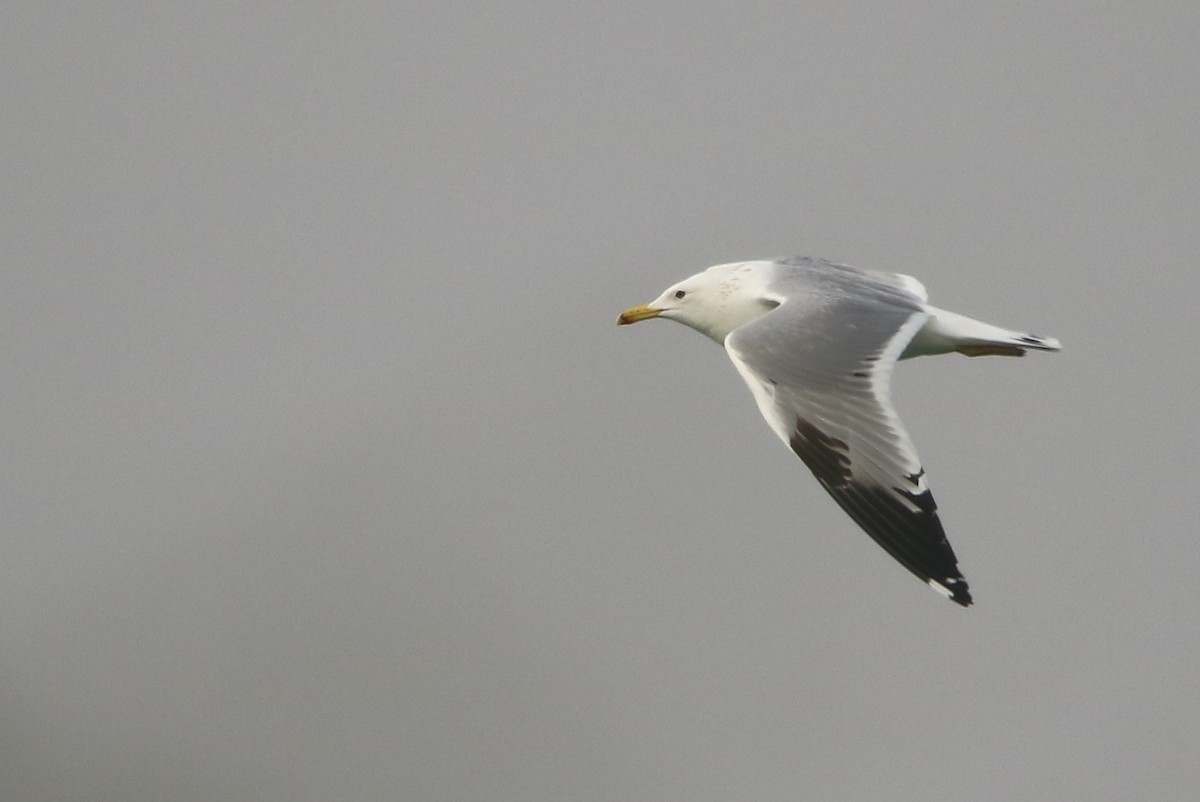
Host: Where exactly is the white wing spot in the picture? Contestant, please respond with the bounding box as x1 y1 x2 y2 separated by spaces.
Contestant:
927 580 954 599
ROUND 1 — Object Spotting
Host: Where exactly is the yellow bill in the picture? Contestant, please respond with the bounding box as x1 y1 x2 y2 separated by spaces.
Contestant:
617 305 662 325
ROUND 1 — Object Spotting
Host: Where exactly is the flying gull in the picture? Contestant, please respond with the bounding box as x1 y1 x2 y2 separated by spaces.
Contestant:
618 256 1060 606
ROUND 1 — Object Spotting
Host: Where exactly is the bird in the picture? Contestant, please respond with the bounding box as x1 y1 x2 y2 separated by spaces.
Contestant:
617 256 1060 606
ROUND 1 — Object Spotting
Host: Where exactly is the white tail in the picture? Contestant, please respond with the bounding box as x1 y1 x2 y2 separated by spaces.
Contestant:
902 307 1061 360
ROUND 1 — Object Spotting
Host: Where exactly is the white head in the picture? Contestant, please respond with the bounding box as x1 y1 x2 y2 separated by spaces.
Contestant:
617 260 778 343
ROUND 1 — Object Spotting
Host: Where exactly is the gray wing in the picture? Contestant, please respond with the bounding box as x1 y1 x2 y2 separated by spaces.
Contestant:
725 263 971 605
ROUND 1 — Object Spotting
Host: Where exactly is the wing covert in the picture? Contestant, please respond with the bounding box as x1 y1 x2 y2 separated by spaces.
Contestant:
725 287 971 605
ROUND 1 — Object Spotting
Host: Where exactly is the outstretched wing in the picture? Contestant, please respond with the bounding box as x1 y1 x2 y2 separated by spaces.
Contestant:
725 266 971 605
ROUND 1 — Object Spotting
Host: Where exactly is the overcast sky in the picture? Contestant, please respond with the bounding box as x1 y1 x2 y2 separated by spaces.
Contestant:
4 3 1199 800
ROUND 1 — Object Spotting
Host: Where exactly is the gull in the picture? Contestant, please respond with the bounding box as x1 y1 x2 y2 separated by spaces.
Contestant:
618 256 1060 606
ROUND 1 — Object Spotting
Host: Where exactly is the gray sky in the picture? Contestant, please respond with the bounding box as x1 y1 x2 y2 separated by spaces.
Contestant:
4 2 1199 800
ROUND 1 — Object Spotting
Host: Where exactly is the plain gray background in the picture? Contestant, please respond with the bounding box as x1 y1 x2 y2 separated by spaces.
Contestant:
4 3 1198 800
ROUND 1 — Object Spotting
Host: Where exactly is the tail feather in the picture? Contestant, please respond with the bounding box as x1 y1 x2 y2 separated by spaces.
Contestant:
1009 332 1062 352
902 307 1061 359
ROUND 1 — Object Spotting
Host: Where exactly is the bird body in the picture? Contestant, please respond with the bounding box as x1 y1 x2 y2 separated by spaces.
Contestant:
618 256 1060 606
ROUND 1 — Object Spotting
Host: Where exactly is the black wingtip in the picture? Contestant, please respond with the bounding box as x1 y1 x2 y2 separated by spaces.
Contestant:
787 414 975 608
935 577 973 607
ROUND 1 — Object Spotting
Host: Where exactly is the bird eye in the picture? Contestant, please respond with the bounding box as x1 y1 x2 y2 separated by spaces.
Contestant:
674 290 686 299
